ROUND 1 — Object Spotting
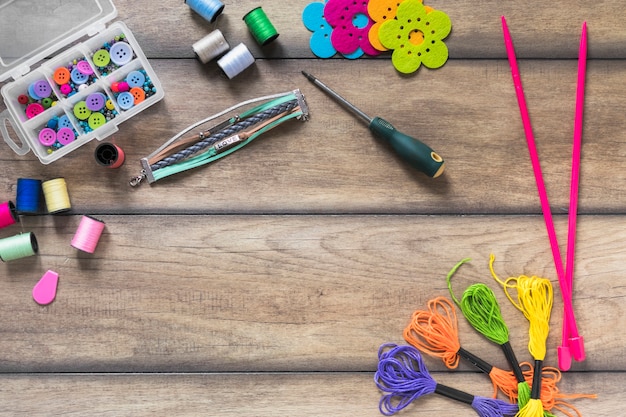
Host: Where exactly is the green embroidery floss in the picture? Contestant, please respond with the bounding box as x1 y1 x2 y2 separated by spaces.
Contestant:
0 232 38 262
243 7 279 46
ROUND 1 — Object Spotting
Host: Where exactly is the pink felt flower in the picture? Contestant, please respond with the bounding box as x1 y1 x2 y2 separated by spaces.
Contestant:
324 0 380 56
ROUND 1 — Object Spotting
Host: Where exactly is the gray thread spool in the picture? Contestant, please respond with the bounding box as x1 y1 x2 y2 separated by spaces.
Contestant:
193 29 230 64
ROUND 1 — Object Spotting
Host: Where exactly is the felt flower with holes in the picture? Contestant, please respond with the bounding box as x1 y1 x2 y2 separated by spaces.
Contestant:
324 0 380 56
378 0 451 74
302 0 364 59
367 0 434 51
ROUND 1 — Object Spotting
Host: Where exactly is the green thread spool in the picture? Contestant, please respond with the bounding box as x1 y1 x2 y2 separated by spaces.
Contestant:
243 7 279 46
0 232 38 262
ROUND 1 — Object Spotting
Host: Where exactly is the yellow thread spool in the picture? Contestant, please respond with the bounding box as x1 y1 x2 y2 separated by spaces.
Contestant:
42 178 71 214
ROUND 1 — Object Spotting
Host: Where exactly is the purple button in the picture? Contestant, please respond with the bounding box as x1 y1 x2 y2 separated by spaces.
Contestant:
76 60 94 75
39 127 57 146
57 127 76 145
85 92 106 111
33 80 52 98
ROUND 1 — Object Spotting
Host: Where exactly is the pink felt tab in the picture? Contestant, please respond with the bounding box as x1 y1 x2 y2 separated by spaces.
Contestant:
33 270 59 306
324 0 379 56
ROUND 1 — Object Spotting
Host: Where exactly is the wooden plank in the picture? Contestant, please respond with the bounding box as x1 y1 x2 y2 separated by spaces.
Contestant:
117 0 624 59
0 372 609 416
2 59 626 214
1 214 623 372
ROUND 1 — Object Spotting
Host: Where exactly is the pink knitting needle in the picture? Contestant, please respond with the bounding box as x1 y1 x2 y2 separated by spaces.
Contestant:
562 21 587 366
501 16 581 371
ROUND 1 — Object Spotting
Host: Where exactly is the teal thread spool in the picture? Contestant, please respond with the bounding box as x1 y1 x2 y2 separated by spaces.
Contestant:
0 232 38 262
243 7 279 46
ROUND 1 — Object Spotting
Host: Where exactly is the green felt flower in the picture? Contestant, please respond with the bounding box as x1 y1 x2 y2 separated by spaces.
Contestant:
378 0 451 74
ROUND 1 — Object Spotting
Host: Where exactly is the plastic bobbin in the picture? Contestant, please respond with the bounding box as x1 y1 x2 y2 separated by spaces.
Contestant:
185 0 225 23
243 7 279 46
192 29 230 64
95 142 125 169
42 178 71 214
0 232 38 262
71 215 106 254
0 201 19 229
217 43 256 79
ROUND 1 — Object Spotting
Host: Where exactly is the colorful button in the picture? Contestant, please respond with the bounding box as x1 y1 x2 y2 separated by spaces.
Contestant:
46 118 58 130
88 112 106 130
126 70 145 88
53 67 71 85
33 80 52 98
85 92 106 111
57 127 76 145
129 87 145 105
60 84 72 95
76 60 94 75
26 103 45 119
28 84 42 100
71 67 89 84
117 81 130 92
17 94 29 104
39 128 57 146
92 49 111 67
41 98 53 109
73 101 92 120
109 41 133 66
116 92 134 110
58 115 73 129
105 99 115 110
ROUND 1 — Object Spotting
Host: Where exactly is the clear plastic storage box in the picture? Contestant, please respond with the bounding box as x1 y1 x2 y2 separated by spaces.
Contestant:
0 0 164 164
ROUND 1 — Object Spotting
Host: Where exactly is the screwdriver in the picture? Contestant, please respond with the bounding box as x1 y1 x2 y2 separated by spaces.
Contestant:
301 71 445 178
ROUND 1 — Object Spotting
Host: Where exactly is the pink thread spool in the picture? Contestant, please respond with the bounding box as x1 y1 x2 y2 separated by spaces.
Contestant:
0 201 19 229
71 215 105 253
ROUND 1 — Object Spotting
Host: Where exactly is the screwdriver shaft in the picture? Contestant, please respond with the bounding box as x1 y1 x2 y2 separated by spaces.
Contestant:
301 71 373 125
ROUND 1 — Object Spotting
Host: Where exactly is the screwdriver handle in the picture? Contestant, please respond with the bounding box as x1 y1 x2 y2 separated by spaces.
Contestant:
368 117 445 178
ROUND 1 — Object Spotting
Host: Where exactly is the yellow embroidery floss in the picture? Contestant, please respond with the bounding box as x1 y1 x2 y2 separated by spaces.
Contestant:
42 178 71 214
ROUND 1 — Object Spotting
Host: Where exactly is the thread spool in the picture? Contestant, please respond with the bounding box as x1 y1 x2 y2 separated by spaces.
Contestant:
71 215 105 253
0 232 38 262
95 142 125 168
192 29 230 64
217 43 256 79
243 7 279 46
185 0 224 23
42 178 71 214
0 201 18 229
16 178 42 214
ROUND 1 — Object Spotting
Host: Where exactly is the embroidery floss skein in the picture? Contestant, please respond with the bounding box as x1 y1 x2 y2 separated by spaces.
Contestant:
0 232 38 262
403 296 593 416
243 7 280 46
217 43 256 79
0 201 18 229
375 343 519 417
71 216 105 253
185 0 225 23
42 178 71 214
16 178 42 214
192 29 230 64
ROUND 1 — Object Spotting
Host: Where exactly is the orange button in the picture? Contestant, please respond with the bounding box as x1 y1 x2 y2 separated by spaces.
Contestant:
129 87 145 105
53 67 71 85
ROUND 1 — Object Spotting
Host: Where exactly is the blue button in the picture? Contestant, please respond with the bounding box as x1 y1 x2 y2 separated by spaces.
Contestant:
109 41 133 66
71 67 89 84
28 83 42 100
126 70 145 88
58 114 73 129
117 91 134 110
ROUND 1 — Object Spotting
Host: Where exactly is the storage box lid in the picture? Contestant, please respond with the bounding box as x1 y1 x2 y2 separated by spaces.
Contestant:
0 0 117 82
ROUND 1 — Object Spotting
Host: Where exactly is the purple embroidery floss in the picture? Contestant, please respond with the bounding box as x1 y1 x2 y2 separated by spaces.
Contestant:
374 344 518 417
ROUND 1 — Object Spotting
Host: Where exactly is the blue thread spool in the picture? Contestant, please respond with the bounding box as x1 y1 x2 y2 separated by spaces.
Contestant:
185 0 225 23
15 178 42 214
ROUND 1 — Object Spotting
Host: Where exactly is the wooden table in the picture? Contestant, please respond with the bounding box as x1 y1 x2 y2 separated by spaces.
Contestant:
0 0 622 415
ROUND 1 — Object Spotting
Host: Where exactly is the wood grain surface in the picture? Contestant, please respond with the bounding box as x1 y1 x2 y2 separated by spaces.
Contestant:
0 0 623 415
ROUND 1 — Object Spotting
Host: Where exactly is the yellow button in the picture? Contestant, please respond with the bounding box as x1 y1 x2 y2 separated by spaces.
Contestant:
105 99 115 110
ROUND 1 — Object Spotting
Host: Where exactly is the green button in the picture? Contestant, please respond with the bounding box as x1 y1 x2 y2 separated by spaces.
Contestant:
92 49 111 68
88 112 106 130
73 101 91 120
41 97 53 108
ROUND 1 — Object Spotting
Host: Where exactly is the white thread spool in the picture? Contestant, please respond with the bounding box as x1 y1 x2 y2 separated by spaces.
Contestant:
217 43 256 79
193 29 230 64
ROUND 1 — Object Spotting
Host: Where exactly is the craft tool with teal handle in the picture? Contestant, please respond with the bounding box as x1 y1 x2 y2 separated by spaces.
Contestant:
302 71 445 178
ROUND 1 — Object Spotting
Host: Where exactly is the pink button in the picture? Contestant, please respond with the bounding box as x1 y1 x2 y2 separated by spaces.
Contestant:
117 81 130 92
26 103 45 119
39 127 57 146
57 127 76 145
76 60 94 75
60 84 72 95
